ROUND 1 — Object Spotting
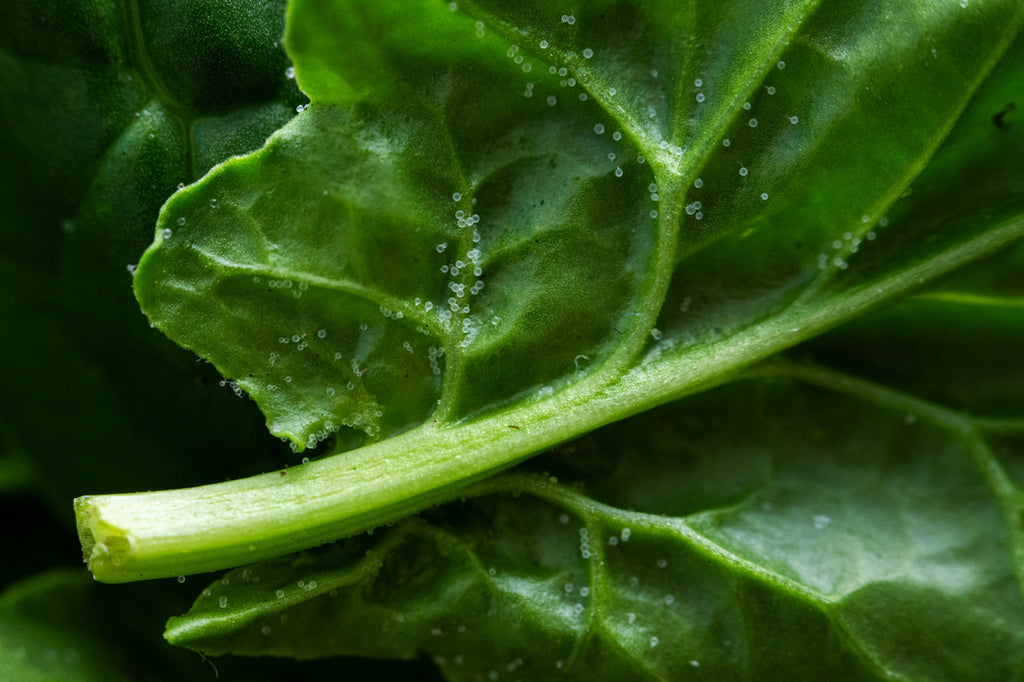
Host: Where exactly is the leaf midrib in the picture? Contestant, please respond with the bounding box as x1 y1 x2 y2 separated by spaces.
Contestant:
187 248 444 338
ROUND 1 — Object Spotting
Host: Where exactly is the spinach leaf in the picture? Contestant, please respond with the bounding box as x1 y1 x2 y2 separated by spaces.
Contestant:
0 0 306 516
0 1 418 678
0 569 436 682
165 242 1024 680
166 352 1024 680
3 0 1023 679
80 0 1024 583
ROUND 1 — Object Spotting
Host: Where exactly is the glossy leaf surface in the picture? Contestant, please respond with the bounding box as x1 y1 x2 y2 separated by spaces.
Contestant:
85 0 1024 584
137 0 1024 449
3 0 1023 680
0 0 306 511
0 570 430 682
167 365 1024 681
0 1 405 679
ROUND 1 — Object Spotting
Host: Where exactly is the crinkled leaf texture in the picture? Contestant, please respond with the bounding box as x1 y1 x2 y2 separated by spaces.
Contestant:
168 246 1024 680
134 0 1024 448
73 0 1024 678
0 569 415 682
0 0 307 507
167 354 1024 681
87 0 1024 583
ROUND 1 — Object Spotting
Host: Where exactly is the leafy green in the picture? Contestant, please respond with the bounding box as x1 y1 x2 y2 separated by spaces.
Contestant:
0 0 306 512
2 0 1024 680
75 0 1024 583
165 366 1024 681
0 569 437 682
134 0 1024 449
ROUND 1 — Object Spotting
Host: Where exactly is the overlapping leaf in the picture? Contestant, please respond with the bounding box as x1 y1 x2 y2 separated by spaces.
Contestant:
0 570 420 682
167 359 1024 680
136 0 1024 454
4 1 1020 679
0 0 304 508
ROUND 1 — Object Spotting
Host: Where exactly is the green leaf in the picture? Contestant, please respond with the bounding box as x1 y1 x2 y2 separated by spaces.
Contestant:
0 0 306 508
804 241 1024 417
0 570 188 682
135 0 1024 444
1 569 433 682
85 0 1024 581
1 1 1020 679
165 371 1024 681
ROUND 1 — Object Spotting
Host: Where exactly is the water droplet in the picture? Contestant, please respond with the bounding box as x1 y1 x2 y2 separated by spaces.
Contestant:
582 48 594 58
593 123 605 134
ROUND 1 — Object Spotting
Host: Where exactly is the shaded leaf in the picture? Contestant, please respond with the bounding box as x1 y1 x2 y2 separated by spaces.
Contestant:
168 374 1024 681
137 0 1024 452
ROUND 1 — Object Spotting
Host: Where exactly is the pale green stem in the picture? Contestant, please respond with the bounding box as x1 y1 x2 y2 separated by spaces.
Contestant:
76 218 1024 582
